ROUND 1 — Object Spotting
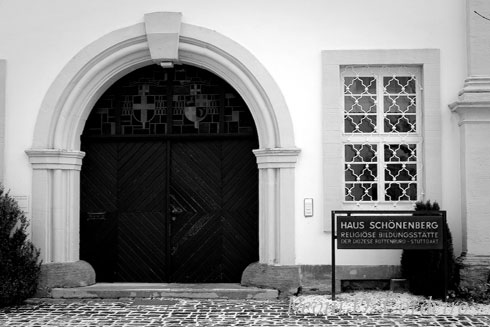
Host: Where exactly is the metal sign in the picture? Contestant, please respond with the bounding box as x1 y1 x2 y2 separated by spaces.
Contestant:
86 212 106 221
330 210 447 301
337 215 443 249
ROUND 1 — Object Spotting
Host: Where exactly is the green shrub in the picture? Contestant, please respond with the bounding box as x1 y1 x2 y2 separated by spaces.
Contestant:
0 187 41 307
400 200 456 299
455 282 490 304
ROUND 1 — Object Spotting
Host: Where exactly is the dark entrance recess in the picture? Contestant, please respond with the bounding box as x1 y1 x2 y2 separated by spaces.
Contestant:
80 65 259 283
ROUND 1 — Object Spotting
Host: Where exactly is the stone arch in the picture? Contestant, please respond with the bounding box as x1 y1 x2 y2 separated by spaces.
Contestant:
26 13 300 282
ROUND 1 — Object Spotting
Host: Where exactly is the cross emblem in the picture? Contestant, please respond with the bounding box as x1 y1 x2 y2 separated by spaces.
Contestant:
132 84 155 127
190 84 200 95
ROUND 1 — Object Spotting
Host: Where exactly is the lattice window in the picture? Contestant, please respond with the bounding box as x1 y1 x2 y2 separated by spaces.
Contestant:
342 66 422 204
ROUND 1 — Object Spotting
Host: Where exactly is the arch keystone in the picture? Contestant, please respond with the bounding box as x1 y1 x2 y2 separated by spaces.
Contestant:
144 12 182 65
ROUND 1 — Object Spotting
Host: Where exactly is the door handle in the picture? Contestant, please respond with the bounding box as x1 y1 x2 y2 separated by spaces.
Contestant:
171 206 183 222
171 207 183 214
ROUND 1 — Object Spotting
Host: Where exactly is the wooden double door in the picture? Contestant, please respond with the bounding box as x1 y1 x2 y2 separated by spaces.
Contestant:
80 137 258 283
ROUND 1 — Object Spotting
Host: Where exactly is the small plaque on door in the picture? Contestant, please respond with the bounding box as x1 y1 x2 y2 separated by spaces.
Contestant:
87 212 106 220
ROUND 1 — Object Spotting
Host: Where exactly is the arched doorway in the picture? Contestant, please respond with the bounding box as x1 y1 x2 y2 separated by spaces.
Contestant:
27 14 300 291
80 64 259 283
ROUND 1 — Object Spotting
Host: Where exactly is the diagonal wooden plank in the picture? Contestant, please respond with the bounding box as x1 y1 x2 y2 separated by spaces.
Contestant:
222 212 259 264
118 212 167 282
170 213 222 259
170 224 223 282
171 141 222 208
222 138 259 210
118 141 167 212
80 142 118 211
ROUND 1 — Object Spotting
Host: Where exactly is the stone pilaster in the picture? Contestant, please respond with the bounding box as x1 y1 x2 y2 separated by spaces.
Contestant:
457 253 490 290
448 0 490 290
26 149 95 296
450 91 490 289
253 148 300 265
242 148 300 296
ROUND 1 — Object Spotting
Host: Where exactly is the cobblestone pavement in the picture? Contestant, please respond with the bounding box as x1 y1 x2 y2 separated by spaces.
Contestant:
1 298 490 327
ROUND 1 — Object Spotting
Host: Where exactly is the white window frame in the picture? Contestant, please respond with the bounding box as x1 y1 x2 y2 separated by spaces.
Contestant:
342 66 423 203
322 50 441 231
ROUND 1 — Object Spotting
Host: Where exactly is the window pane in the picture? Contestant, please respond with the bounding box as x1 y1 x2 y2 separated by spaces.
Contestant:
385 183 417 201
384 95 416 114
344 76 376 94
383 76 416 94
385 163 417 181
345 183 378 201
344 115 377 133
345 144 377 162
384 115 416 133
345 96 377 113
345 163 377 181
384 144 417 162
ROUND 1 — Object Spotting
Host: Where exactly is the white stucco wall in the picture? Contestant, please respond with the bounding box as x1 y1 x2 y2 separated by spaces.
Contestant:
0 0 467 265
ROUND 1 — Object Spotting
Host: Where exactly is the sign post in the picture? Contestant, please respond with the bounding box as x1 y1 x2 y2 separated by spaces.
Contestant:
331 210 447 300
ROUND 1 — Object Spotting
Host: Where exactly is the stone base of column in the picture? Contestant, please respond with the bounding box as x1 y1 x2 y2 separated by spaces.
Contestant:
35 260 96 297
241 262 402 297
457 253 490 291
241 263 301 297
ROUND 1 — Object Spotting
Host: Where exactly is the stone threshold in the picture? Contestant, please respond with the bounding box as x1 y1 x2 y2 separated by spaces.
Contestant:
50 283 278 300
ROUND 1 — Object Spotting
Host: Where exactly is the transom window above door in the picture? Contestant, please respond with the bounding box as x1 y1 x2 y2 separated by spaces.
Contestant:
83 64 256 137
